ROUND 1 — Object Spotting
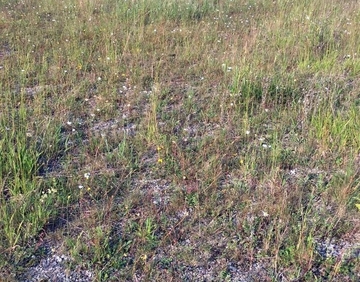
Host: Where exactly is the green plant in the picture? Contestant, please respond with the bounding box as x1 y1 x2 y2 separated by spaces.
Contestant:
136 218 158 249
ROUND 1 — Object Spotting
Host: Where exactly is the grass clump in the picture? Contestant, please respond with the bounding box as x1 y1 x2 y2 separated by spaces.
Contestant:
0 0 359 281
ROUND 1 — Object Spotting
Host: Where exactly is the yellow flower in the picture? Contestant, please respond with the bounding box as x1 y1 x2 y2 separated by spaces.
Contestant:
141 254 147 261
157 158 163 164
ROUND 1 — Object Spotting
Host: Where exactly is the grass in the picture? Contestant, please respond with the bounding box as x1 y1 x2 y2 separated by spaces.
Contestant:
0 0 359 281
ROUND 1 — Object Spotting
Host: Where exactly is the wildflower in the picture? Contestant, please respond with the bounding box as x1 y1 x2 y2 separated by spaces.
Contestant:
141 254 147 261
84 173 90 179
40 193 48 203
78 185 84 189
158 158 163 164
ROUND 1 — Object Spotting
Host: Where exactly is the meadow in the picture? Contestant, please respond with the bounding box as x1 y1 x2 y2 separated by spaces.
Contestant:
0 0 359 280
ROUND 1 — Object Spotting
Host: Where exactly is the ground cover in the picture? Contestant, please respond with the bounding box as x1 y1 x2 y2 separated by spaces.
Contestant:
0 0 359 281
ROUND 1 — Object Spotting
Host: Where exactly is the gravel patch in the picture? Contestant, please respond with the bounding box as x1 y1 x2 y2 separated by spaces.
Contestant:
20 256 93 282
18 245 94 282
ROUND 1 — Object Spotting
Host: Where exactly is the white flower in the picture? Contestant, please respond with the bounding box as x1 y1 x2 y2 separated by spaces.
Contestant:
84 173 90 179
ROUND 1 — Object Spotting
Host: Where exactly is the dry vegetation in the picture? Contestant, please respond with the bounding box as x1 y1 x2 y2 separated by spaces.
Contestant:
0 0 359 281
